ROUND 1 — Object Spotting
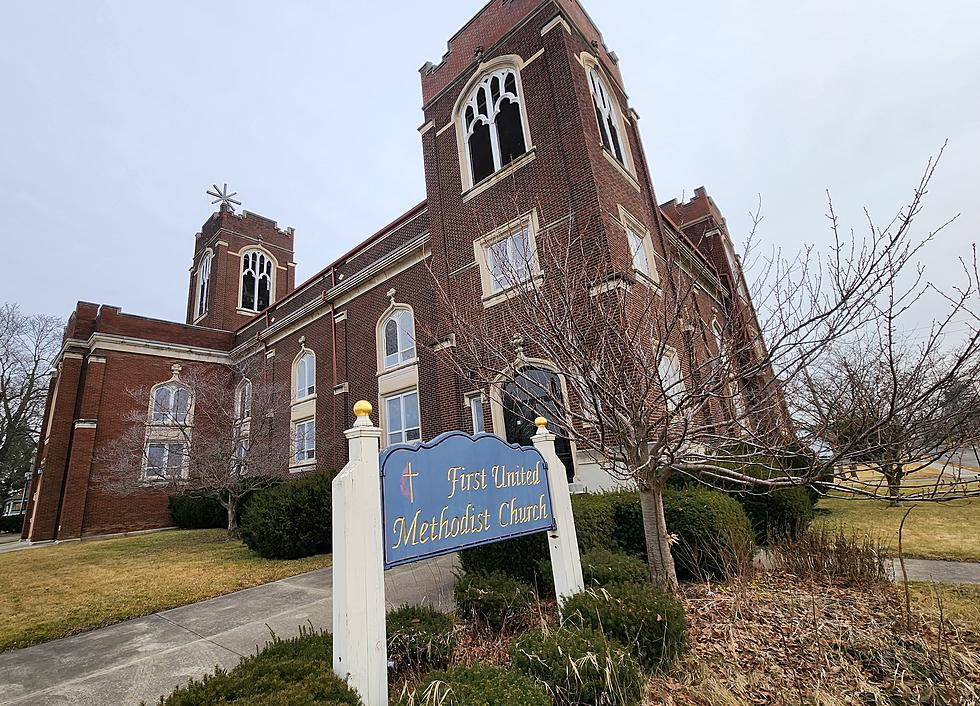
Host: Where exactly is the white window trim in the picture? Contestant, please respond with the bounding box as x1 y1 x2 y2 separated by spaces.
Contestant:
291 417 316 470
147 381 194 427
454 55 535 193
381 388 422 447
580 53 636 177
658 347 686 412
142 441 189 482
236 246 278 315
465 391 486 434
474 210 543 307
617 205 660 288
377 306 418 373
293 349 316 403
194 249 214 322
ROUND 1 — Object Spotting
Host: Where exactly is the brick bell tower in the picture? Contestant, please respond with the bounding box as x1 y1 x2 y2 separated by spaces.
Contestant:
418 0 670 429
186 197 296 331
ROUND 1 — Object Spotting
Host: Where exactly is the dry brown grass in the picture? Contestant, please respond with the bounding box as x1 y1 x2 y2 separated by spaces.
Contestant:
645 573 980 705
0 529 330 652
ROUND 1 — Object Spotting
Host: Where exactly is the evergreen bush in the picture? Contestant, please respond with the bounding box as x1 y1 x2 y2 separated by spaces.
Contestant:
168 495 226 530
561 583 687 670
662 488 754 580
399 665 550 706
735 485 815 544
0 514 24 534
387 604 456 676
511 626 645 706
154 628 360 705
239 473 332 559
453 572 535 631
538 548 649 595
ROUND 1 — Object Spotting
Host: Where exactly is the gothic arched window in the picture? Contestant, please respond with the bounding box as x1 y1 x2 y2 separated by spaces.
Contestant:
295 351 315 401
150 383 192 425
658 351 685 411
381 309 416 370
502 368 575 481
241 249 273 313
196 251 212 318
236 379 252 420
586 65 627 168
460 67 528 187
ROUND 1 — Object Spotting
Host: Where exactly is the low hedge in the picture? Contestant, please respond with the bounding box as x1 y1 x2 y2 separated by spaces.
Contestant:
454 572 535 631
154 628 360 705
399 665 551 706
662 488 755 580
511 627 645 706
240 473 332 560
168 495 225 530
537 548 649 595
387 604 456 676
0 514 24 535
736 485 815 544
561 582 687 671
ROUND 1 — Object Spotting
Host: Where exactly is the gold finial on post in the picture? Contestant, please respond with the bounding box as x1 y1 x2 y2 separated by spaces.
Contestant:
354 400 373 418
535 417 549 429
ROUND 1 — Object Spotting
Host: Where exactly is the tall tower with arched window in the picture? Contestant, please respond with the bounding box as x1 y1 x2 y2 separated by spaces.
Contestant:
185 203 296 331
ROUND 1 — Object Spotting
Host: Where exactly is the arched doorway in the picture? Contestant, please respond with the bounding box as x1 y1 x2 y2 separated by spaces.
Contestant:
502 368 575 481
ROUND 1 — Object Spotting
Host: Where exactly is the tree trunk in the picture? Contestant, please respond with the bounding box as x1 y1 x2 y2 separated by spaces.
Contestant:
226 498 239 539
638 481 679 592
885 465 903 507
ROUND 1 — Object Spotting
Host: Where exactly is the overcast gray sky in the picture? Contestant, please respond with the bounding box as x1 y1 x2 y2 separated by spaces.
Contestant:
1 1 977 333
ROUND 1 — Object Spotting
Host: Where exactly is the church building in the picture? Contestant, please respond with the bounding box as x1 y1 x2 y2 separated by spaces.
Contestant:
22 0 763 542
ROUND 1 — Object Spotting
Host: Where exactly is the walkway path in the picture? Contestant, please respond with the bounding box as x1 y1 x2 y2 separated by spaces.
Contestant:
891 557 980 585
0 555 456 706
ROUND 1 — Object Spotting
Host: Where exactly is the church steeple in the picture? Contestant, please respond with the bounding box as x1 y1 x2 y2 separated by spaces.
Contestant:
186 189 296 331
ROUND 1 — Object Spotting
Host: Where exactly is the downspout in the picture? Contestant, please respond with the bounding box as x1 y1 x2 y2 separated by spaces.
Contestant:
329 268 338 464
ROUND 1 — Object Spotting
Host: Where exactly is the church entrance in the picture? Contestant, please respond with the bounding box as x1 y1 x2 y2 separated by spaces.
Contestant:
502 368 575 482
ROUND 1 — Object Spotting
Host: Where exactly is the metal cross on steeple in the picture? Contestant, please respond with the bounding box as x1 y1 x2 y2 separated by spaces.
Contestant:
206 183 242 211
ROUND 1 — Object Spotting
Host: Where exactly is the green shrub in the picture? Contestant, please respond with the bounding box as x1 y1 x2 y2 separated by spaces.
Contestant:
662 488 754 580
387 604 456 676
457 493 618 591
561 583 687 671
569 493 618 552
538 548 649 595
511 627 645 706
155 628 360 705
735 485 815 544
240 473 332 559
454 572 535 631
458 532 549 588
0 514 24 534
168 495 226 530
605 492 646 559
399 665 550 706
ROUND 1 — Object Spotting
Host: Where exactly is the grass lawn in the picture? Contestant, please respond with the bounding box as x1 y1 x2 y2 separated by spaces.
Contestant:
817 497 980 562
907 583 980 641
0 529 330 652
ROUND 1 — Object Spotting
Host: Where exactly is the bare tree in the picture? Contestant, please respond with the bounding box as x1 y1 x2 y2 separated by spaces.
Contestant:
100 359 292 537
795 261 980 505
432 146 976 590
0 303 62 501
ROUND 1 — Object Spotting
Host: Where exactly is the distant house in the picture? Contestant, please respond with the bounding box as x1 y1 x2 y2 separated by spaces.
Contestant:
3 484 29 518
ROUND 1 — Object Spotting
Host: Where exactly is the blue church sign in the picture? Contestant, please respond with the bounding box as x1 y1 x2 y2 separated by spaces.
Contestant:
379 431 555 569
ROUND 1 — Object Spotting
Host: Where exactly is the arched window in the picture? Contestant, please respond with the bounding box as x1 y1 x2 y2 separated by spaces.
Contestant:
196 251 213 318
586 65 627 168
502 368 574 481
241 249 273 312
295 351 315 401
236 379 252 420
150 383 192 425
460 67 528 186
381 309 416 370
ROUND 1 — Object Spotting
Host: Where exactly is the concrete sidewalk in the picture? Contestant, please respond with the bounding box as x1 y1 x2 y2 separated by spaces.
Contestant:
891 557 980 585
0 555 456 706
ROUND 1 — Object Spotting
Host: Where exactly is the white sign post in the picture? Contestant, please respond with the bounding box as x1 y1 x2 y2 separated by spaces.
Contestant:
332 405 584 705
532 417 585 605
332 401 388 706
